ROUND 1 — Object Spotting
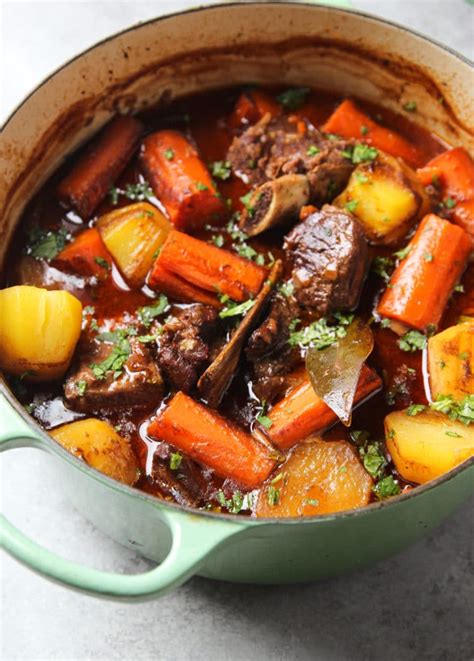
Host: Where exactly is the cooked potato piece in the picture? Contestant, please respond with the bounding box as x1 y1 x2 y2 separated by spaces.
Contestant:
97 202 171 288
50 419 140 485
385 409 474 484
0 286 82 381
255 438 372 518
335 151 429 243
428 322 474 401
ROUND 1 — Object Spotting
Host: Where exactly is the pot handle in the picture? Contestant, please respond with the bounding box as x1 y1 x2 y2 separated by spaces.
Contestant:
0 392 241 599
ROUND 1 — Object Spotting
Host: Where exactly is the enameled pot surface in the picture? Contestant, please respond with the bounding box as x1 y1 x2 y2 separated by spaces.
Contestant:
1 2 473 600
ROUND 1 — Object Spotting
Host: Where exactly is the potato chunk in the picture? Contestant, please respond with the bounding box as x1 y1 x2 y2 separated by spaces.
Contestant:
50 418 140 485
385 409 474 484
0 286 82 381
97 202 171 288
335 151 428 244
255 438 372 518
428 321 474 401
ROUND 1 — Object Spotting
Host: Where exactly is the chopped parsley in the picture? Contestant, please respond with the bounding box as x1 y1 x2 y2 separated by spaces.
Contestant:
256 400 273 430
373 475 401 499
240 191 255 216
304 498 320 507
94 256 110 270
345 200 359 213
371 256 394 282
90 330 132 380
342 143 378 164
195 181 209 192
403 101 417 112
137 295 169 327
276 87 310 110
211 234 225 247
423 252 434 262
398 330 427 352
109 181 154 203
169 452 182 470
278 280 295 298
360 125 369 136
216 490 244 514
406 404 426 416
430 394 474 425
219 296 255 319
306 145 320 156
393 245 411 260
443 196 456 209
75 380 87 397
210 160 232 180
355 172 369 184
289 312 354 350
359 441 387 479
267 485 280 506
445 431 462 438
26 226 70 261
164 148 174 160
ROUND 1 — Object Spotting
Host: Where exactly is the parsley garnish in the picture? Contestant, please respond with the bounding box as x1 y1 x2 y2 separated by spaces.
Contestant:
137 295 169 327
219 295 255 319
423 252 434 262
267 485 280 506
342 143 378 164
403 101 417 112
211 234 225 247
240 191 255 216
75 380 87 396
164 148 174 160
27 226 70 261
256 400 273 430
359 441 387 479
373 475 401 499
278 280 295 297
94 256 110 270
195 181 209 191
445 431 462 438
430 394 473 425
276 87 310 110
360 125 369 136
109 181 154 204
306 145 320 157
398 330 427 352
443 196 456 209
372 256 394 282
289 312 354 350
169 452 182 470
210 161 232 180
216 490 244 514
393 245 411 260
406 404 426 416
89 330 132 380
345 200 359 213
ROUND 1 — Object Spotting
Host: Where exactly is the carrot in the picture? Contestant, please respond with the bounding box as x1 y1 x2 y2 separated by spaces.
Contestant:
417 147 474 201
57 116 143 218
377 214 472 330
148 262 220 308
321 99 423 168
140 130 225 231
54 228 112 277
156 230 267 302
452 199 474 246
266 365 382 451
229 89 281 127
147 391 276 488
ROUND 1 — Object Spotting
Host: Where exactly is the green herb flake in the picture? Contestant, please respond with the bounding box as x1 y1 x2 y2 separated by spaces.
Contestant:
195 181 209 192
211 234 225 248
398 330 427 352
267 485 280 506
403 101 417 112
210 160 232 180
26 226 70 261
373 475 401 499
359 441 387 479
276 87 310 111
89 330 132 380
137 295 169 327
355 172 369 184
445 431 462 438
75 380 87 397
289 312 354 350
306 145 320 157
164 148 174 160
94 256 110 270
345 200 359 213
423 252 434 262
279 280 295 298
429 394 474 425
444 196 456 209
371 256 394 282
393 245 411 260
406 404 426 416
219 297 255 319
216 490 244 514
360 125 369 136
169 452 182 470
343 143 378 164
304 498 319 507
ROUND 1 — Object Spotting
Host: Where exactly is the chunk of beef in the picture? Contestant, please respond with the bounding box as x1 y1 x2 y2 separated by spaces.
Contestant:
227 115 354 204
284 205 369 314
65 323 163 412
157 304 221 394
245 293 301 402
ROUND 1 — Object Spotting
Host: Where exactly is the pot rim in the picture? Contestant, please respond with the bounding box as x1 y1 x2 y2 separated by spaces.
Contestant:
1 0 473 527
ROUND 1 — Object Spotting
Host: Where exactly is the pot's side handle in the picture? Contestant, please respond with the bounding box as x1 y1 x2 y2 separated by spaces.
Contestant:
0 392 242 600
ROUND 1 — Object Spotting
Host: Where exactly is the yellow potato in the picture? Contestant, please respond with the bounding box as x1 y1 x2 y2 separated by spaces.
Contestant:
335 151 429 244
385 409 474 484
256 438 372 518
50 418 140 485
0 285 82 381
428 322 474 401
97 202 170 288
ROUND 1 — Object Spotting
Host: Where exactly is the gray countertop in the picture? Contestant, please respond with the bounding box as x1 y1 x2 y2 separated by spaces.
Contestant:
1 2 473 660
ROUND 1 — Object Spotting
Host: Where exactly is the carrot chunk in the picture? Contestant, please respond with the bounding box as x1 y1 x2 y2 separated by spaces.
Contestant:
156 230 266 302
417 147 474 201
54 228 112 277
229 89 281 127
148 392 276 488
322 99 423 168
266 365 382 451
377 214 472 330
57 116 143 218
148 262 220 308
452 199 474 245
140 130 225 231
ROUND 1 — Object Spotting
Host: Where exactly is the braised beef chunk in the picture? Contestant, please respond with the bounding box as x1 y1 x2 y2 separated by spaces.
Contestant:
284 205 369 314
157 304 220 394
246 293 301 402
227 115 354 204
65 324 163 412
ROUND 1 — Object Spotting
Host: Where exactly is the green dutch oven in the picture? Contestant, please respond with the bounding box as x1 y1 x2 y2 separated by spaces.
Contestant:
1 1 473 600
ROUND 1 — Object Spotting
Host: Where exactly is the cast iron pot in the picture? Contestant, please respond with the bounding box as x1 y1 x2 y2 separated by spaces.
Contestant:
1 1 473 601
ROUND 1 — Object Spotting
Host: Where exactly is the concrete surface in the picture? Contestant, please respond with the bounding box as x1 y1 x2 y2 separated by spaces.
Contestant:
1 2 473 660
